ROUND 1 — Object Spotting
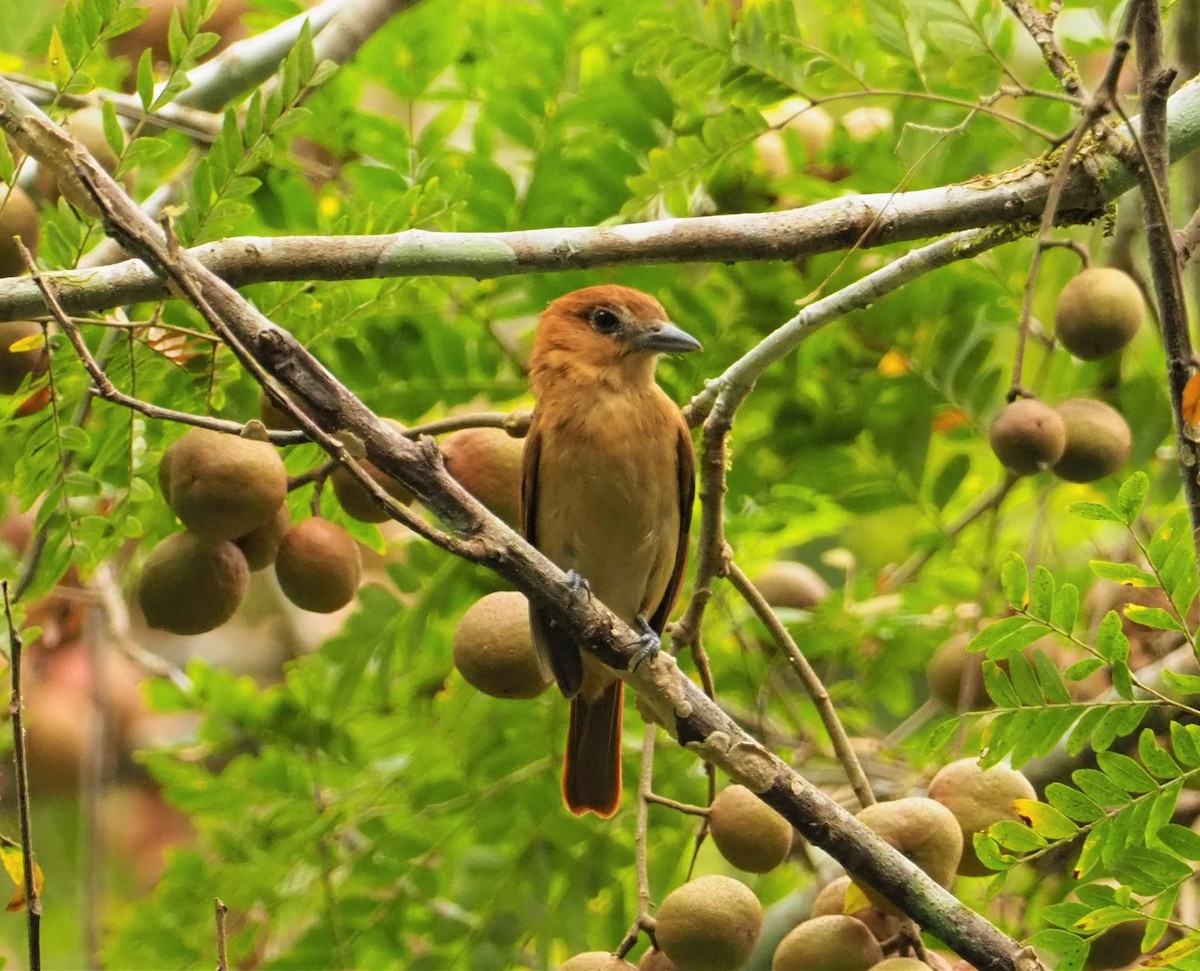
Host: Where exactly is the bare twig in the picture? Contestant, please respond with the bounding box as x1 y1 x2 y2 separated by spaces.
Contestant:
215 898 229 971
3 581 41 971
1001 0 1083 99
643 792 710 816
1008 8 1139 397
726 562 875 809
615 728 660 959
882 474 1018 592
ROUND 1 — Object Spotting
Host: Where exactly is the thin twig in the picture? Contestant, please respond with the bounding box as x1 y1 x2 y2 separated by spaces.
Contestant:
615 728 659 960
215 898 229 971
882 475 1019 592
3 581 41 971
726 562 875 810
643 792 710 817
1001 0 1083 99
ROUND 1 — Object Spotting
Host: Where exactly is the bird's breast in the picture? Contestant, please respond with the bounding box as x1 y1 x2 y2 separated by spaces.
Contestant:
532 390 683 625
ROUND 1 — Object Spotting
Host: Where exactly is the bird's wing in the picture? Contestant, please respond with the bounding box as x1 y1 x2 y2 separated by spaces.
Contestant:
647 419 695 635
521 414 583 698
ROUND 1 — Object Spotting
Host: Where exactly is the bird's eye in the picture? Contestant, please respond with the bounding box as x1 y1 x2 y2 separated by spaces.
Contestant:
591 308 621 334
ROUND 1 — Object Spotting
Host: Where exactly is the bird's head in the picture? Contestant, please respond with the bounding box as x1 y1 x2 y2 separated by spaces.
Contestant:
530 285 701 392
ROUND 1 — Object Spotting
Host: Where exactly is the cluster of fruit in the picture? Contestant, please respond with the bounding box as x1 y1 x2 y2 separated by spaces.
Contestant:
557 760 1042 971
990 268 1143 482
137 395 528 637
136 426 362 633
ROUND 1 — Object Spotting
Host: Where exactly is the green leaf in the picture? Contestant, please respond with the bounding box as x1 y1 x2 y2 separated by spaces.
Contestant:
1094 611 1130 664
1070 501 1122 523
1044 783 1104 823
1161 669 1200 696
1089 560 1157 587
1050 583 1079 634
1014 798 1079 840
1122 604 1183 632
1000 551 1027 607
1169 722 1200 766
58 425 91 452
1116 472 1149 522
1137 728 1181 780
929 453 969 508
966 615 1030 653
1029 565 1055 622
1096 751 1157 794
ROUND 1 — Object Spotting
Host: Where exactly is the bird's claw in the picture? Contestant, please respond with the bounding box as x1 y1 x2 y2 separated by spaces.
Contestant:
629 617 660 672
565 570 592 601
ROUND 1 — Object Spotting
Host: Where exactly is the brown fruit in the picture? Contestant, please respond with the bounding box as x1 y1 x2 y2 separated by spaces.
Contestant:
235 502 291 571
928 758 1037 877
708 784 793 873
771 915 883 971
868 961 931 970
1084 919 1148 970
1055 268 1145 360
927 633 988 710
753 562 829 610
656 875 762 971
137 531 249 634
558 954 637 971
159 427 288 541
810 876 901 942
0 184 39 278
109 0 248 66
638 949 677 971
24 680 88 795
442 427 524 527
1052 399 1132 483
453 591 551 699
274 518 361 613
331 420 415 522
853 797 963 915
0 320 48 394
988 399 1066 475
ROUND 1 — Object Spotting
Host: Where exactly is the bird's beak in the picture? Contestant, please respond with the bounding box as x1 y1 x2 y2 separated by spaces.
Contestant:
630 321 702 354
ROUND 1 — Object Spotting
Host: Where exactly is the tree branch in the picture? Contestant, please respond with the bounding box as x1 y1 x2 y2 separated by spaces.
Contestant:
4 79 1200 324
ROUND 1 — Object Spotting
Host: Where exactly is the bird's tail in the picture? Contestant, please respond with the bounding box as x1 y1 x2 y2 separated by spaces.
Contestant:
562 680 623 817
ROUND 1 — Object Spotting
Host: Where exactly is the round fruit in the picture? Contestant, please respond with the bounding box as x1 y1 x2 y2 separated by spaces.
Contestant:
753 562 829 610
927 633 988 711
771 915 883 971
1084 919 1148 969
656 875 762 971
1055 268 1145 360
988 399 1066 475
0 320 48 394
274 518 361 613
235 502 290 571
708 784 793 873
638 949 677 971
559 955 637 971
453 591 551 699
810 876 901 943
159 427 288 541
0 184 39 277
442 427 524 527
331 421 415 522
928 758 1037 877
1052 399 1132 483
137 531 249 634
853 797 963 915
868 960 931 970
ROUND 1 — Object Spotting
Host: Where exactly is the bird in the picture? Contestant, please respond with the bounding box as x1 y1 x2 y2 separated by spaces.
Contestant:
521 284 699 817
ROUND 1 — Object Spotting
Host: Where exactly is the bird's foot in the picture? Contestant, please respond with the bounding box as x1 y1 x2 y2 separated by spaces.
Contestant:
628 617 660 672
565 569 592 601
